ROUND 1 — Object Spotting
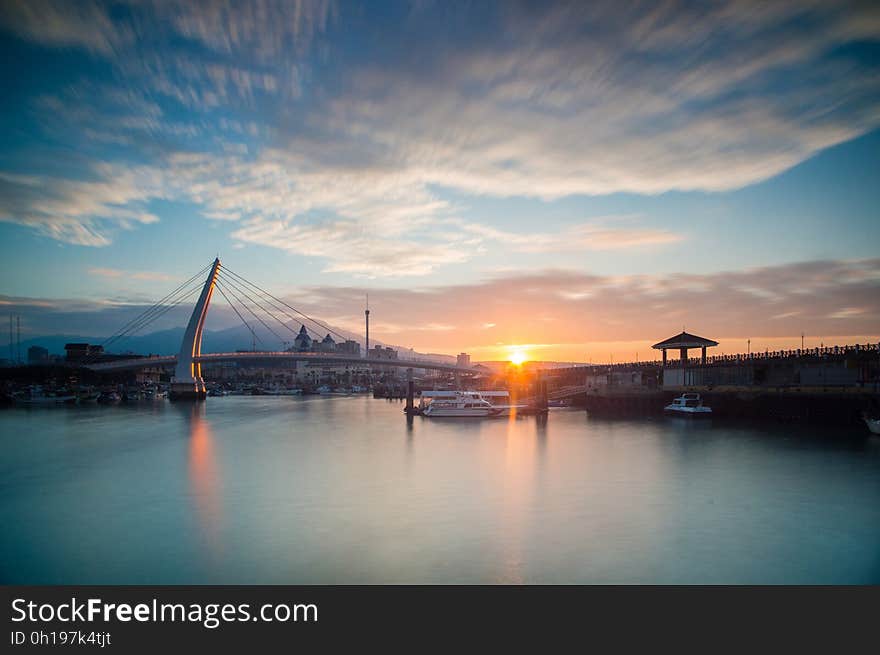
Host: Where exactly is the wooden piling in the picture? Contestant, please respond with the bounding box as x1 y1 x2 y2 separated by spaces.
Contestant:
405 368 414 414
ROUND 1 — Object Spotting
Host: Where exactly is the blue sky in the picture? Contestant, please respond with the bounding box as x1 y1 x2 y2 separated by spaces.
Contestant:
0 1 878 359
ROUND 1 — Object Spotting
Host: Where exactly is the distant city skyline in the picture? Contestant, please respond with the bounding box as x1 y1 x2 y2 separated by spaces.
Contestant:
1 1 878 362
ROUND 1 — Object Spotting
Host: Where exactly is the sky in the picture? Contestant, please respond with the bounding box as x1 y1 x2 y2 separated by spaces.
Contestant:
1 0 879 362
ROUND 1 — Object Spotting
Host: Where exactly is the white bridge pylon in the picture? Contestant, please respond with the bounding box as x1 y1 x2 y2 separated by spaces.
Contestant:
170 257 222 399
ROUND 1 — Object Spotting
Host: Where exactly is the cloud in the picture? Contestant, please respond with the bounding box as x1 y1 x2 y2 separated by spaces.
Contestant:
230 214 472 277
308 0 880 198
0 0 132 55
88 268 175 282
0 167 161 246
285 258 880 350
167 0 337 61
5 258 878 357
1 1 879 276
459 219 683 253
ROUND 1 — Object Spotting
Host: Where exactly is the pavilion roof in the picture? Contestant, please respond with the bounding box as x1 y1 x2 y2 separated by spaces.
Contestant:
651 331 719 350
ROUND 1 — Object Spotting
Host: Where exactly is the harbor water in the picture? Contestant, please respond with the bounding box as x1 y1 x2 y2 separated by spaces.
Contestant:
1 396 879 584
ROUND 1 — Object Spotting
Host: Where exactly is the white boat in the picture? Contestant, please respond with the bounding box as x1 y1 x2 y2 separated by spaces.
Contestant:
863 415 880 435
664 393 712 417
419 390 525 416
422 391 502 417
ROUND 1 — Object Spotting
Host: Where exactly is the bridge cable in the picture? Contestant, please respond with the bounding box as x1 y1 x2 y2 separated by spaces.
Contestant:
213 276 288 349
95 283 204 353
97 263 212 348
221 266 344 340
80 282 206 365
215 270 310 344
215 269 310 338
93 263 213 354
220 265 348 342
214 277 281 348
100 280 206 351
215 273 303 347
213 278 265 350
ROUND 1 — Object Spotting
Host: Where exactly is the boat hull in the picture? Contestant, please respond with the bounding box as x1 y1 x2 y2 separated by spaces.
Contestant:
664 406 713 417
423 408 501 418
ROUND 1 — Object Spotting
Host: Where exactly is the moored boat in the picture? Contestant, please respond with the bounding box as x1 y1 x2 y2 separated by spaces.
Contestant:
419 390 526 416
664 393 712 417
422 391 502 417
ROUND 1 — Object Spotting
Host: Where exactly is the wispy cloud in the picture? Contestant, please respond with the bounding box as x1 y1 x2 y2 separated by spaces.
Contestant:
286 258 880 350
88 268 175 282
0 1 878 278
459 219 683 253
5 259 878 356
0 0 132 55
0 168 161 246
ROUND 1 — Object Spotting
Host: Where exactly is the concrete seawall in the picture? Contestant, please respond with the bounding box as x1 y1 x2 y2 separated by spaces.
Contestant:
574 388 878 425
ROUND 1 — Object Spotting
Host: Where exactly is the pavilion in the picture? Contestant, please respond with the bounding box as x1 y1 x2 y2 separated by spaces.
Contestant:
652 331 718 367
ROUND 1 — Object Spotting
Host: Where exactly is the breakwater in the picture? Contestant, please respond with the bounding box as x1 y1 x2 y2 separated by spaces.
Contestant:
548 343 880 425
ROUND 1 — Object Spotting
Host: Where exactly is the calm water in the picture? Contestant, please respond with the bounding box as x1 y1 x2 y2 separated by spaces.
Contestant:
1 396 879 584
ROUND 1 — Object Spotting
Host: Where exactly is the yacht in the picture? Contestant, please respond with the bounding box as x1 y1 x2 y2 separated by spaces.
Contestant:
420 390 525 416
422 391 502 417
664 393 712 417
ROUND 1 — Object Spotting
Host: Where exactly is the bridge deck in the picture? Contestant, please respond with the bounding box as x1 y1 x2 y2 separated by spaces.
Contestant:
86 351 485 375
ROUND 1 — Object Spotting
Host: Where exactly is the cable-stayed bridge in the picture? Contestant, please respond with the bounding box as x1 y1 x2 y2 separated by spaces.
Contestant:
82 258 484 398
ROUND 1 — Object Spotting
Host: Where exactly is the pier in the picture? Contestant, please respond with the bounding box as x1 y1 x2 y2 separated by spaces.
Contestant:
543 335 880 424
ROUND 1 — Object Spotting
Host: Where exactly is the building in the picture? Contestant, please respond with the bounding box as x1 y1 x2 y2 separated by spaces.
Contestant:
457 352 471 368
291 325 313 352
27 345 49 364
368 344 399 377
64 343 104 362
369 345 398 360
337 340 361 356
315 334 337 353
652 331 718 367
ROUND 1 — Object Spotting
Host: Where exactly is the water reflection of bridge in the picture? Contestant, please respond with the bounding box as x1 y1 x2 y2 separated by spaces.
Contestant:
83 258 483 398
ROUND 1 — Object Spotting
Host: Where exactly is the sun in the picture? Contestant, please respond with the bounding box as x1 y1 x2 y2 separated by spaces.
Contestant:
509 349 528 366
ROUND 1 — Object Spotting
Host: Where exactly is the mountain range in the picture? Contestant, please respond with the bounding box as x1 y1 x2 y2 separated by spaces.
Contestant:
13 322 458 364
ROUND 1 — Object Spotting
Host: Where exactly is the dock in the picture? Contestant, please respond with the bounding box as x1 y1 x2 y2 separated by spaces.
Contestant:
543 337 880 425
